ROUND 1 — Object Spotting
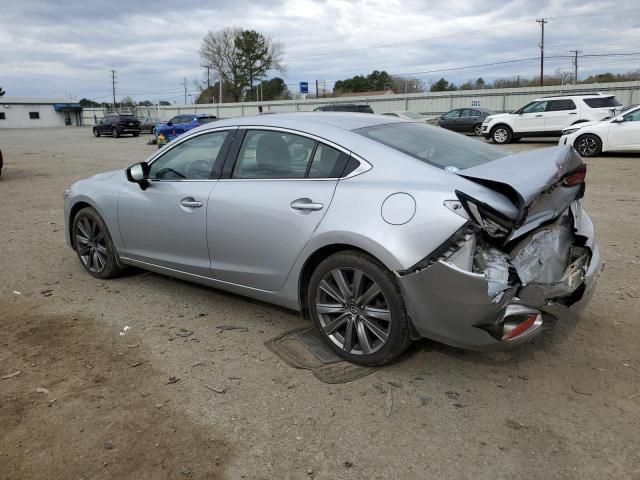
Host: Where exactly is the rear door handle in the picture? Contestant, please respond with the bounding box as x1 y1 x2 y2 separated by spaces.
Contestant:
180 198 203 208
290 199 324 211
535 114 544 117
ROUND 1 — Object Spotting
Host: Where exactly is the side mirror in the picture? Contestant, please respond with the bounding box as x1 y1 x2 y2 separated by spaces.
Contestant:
166 121 173 126
126 162 150 190
611 116 624 123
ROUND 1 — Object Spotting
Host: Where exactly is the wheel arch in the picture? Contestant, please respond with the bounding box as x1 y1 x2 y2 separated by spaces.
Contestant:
68 201 94 249
490 123 513 134
297 243 389 320
574 131 603 145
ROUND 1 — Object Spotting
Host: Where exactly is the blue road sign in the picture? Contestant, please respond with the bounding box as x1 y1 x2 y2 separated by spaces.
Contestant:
299 81 309 94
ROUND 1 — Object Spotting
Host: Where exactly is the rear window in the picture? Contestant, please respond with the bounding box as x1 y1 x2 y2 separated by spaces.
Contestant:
583 97 621 108
119 115 138 121
355 122 507 170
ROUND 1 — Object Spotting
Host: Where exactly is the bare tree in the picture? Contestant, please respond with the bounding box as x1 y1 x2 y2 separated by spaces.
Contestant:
200 27 244 102
391 76 425 94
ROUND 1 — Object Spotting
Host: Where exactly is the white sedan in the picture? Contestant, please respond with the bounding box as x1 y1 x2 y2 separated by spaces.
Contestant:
559 105 640 157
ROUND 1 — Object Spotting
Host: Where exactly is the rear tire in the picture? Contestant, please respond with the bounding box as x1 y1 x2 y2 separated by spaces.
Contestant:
72 207 125 279
574 134 602 157
473 124 483 136
491 125 513 144
307 250 411 366
133 132 139 137
112 127 120 138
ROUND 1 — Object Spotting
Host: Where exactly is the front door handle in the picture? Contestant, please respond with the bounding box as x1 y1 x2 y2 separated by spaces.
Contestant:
180 198 203 208
569 112 577 115
290 199 324 211
535 114 544 117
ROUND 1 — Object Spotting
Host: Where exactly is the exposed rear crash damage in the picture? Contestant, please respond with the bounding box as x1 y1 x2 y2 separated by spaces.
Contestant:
397 146 602 350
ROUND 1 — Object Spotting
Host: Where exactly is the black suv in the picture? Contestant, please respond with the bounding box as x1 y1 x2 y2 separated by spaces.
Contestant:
93 114 141 138
314 104 374 113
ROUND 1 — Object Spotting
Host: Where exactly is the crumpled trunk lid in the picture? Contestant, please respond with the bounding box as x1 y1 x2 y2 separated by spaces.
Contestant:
455 145 586 241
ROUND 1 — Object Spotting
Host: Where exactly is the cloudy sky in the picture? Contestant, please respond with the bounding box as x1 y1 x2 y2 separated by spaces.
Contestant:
1 0 639 103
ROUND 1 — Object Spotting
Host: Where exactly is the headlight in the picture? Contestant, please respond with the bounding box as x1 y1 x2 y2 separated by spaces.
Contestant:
562 127 581 136
63 188 71 199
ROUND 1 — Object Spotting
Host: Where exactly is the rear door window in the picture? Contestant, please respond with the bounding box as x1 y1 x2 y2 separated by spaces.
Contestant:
546 100 576 111
308 144 344 178
232 130 316 179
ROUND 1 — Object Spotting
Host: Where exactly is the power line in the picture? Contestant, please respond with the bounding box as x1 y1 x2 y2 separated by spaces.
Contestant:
285 20 534 60
285 9 640 62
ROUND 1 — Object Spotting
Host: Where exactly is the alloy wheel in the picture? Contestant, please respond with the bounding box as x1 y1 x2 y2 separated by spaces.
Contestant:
493 128 509 143
75 216 108 273
576 136 598 156
315 267 392 355
474 124 483 136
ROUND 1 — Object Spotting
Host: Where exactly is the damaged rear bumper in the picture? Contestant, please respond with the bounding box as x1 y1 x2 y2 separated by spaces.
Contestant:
397 202 602 351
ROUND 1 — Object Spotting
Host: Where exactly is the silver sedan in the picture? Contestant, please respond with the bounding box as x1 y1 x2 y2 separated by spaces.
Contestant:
64 113 602 365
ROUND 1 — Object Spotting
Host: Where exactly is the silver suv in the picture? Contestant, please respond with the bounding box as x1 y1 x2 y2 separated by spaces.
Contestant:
482 93 622 144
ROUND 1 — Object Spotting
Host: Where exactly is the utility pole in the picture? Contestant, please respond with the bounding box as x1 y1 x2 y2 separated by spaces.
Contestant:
569 50 582 85
111 69 117 108
219 73 223 104
536 18 547 86
202 66 211 89
182 78 187 105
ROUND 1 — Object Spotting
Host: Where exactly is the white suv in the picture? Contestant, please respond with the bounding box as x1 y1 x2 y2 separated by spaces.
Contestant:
482 93 622 144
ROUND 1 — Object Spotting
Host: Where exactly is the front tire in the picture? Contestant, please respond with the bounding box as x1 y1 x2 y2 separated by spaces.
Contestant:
307 251 411 366
491 125 513 144
133 132 139 137
93 128 100 137
73 207 125 279
574 134 602 157
112 127 120 138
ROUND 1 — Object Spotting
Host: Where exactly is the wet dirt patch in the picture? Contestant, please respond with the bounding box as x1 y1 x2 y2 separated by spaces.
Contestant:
0 297 231 480
265 327 376 383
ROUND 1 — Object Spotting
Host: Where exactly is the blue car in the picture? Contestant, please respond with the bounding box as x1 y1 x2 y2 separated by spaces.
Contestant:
155 114 217 142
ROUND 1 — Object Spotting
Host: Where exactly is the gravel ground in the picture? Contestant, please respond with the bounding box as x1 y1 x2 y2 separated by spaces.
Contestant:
0 128 639 480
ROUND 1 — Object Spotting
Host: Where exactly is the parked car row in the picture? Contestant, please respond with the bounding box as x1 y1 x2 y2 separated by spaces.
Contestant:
92 93 635 157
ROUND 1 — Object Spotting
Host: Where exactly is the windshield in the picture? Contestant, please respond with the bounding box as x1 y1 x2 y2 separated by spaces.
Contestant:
355 122 508 170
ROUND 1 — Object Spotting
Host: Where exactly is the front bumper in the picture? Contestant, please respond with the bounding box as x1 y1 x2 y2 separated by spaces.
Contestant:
397 203 602 350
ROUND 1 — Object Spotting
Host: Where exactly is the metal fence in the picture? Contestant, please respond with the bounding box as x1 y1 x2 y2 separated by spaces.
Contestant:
81 80 640 125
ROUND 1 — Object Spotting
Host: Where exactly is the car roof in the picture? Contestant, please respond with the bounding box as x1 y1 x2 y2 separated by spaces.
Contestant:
201 112 404 132
536 93 615 100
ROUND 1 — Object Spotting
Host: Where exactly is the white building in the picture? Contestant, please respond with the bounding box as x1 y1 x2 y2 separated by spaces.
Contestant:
0 97 83 128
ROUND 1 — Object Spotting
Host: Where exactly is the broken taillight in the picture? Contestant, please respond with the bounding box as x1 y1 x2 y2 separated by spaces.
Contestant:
502 314 539 341
562 166 587 187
